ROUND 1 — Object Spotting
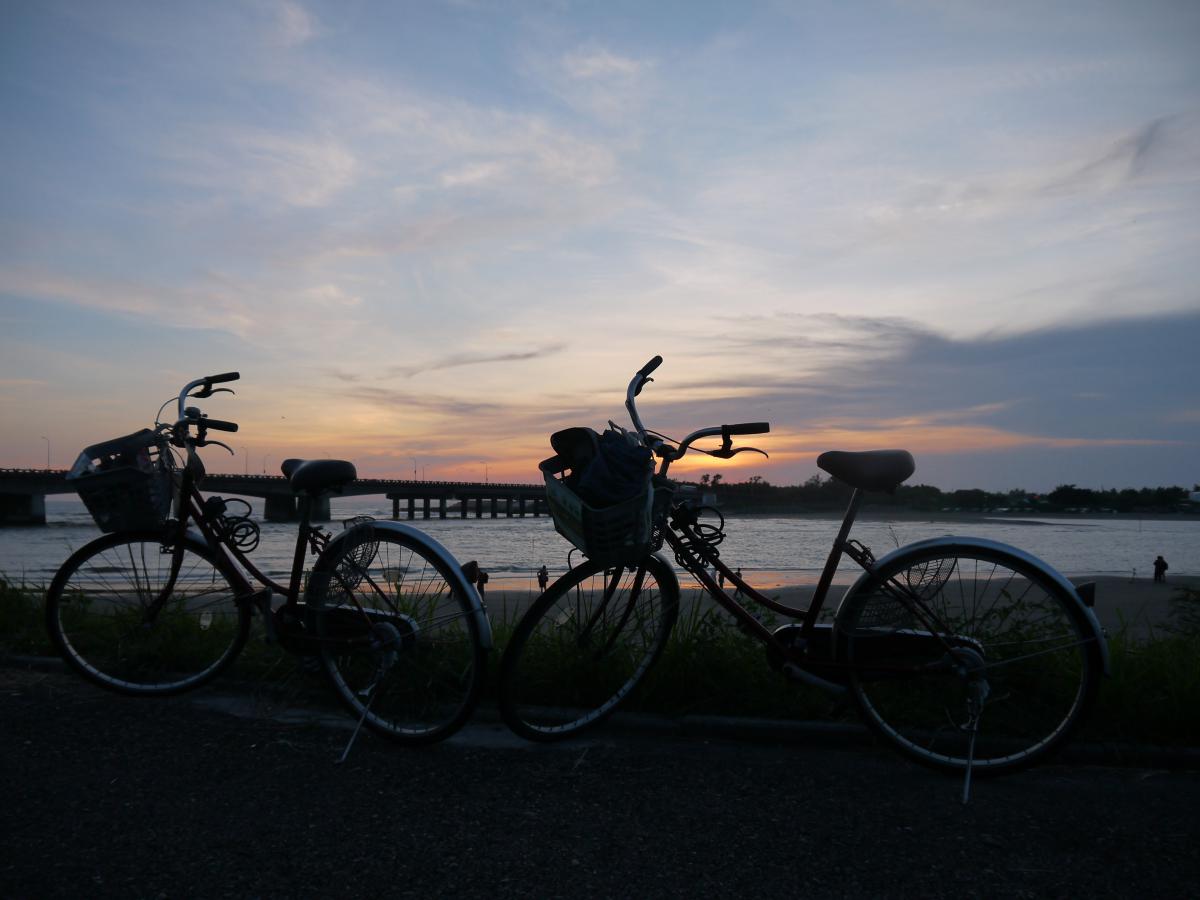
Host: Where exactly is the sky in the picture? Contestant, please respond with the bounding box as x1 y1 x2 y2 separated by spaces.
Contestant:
1 0 1198 491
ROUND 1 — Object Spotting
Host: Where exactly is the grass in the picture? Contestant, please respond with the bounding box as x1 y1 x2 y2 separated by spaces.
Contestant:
5 571 1200 747
0 575 47 655
1086 587 1200 746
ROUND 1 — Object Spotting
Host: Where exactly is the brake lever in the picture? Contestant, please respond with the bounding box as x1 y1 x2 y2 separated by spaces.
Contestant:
708 446 769 460
197 439 235 455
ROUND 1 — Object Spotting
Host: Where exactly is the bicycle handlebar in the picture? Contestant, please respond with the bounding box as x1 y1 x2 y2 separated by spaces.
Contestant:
171 374 241 450
622 357 770 471
724 422 770 437
625 359 658 442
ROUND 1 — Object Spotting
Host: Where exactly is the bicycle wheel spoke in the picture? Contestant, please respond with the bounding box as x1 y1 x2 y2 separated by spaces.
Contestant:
844 545 1100 774
311 528 485 745
499 557 678 741
47 533 248 694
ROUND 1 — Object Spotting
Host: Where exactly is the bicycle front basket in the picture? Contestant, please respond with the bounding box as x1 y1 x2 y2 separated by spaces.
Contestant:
541 454 654 568
67 429 174 533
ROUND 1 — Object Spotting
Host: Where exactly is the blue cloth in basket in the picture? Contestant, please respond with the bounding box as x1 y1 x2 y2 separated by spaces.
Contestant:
576 430 652 508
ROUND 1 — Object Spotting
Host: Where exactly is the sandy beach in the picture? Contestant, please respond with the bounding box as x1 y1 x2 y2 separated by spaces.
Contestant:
482 572 1200 637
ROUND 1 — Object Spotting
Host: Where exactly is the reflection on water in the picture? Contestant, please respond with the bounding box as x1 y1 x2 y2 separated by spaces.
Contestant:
2 495 1196 585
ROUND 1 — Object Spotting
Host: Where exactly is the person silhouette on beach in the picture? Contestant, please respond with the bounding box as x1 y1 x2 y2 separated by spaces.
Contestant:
733 567 743 599
1153 555 1169 584
476 568 489 598
537 565 549 592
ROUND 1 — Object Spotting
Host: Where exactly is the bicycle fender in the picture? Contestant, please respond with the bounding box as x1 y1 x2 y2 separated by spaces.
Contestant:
317 521 494 651
832 535 1110 675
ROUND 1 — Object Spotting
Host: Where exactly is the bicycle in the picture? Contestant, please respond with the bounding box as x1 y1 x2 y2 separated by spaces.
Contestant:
45 372 491 747
498 357 1109 794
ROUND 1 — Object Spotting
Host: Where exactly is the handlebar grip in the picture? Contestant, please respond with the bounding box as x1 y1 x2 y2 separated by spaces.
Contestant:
636 356 663 379
207 372 240 384
725 422 770 436
203 418 239 433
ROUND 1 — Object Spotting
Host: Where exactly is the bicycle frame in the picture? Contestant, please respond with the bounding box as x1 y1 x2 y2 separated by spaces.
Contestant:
622 359 989 679
166 454 291 601
155 449 494 653
656 489 873 659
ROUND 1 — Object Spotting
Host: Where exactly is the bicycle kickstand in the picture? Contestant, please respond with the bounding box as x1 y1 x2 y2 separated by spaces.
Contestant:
960 680 989 805
336 688 378 765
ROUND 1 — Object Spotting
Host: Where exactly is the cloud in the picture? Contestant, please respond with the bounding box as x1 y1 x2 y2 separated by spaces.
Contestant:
161 128 359 209
0 265 366 347
384 344 568 379
624 309 1200 466
271 0 319 47
563 48 645 80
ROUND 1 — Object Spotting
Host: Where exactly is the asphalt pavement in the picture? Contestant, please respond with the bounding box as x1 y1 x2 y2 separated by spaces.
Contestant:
3 662 1198 899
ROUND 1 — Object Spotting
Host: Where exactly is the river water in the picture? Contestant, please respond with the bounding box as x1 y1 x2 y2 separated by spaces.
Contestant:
2 495 1196 588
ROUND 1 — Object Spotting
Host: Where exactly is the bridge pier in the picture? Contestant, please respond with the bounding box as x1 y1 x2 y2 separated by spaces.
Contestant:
439 497 447 518
475 497 483 519
264 495 330 522
461 497 468 518
0 493 45 525
422 497 431 519
264 495 296 521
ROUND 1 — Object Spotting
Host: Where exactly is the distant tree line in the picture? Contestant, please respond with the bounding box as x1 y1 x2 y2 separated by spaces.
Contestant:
690 473 1199 514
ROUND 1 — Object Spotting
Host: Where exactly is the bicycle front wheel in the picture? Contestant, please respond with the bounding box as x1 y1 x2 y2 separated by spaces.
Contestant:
308 526 487 746
498 554 679 741
839 542 1103 774
45 531 250 695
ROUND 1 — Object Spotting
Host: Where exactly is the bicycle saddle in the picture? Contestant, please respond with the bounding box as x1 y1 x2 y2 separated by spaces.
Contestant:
280 458 358 496
817 450 914 493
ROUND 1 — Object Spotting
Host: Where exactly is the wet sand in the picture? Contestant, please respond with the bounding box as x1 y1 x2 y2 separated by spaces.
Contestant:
482 573 1200 636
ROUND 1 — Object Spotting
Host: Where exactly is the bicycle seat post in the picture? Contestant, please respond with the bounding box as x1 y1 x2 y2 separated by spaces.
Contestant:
803 488 863 633
286 495 315 606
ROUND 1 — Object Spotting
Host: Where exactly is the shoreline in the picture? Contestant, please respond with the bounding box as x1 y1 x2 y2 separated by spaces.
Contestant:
715 508 1200 524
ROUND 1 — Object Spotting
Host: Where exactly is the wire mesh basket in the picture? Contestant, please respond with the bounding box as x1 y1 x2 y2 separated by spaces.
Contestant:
541 455 655 567
335 516 379 591
67 429 174 533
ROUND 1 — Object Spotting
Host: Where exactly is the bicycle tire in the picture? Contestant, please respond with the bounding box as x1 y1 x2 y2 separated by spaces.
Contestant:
307 526 488 746
498 553 680 742
45 530 250 695
838 541 1103 774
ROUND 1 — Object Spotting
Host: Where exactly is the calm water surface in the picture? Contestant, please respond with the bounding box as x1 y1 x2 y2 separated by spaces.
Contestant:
2 496 1196 586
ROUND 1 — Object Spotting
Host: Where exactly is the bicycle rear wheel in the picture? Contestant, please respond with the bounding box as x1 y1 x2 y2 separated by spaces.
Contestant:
307 526 487 746
838 542 1103 774
498 554 679 741
45 531 250 695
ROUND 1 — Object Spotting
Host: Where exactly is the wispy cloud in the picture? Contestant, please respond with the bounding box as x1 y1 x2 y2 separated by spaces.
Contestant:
271 0 319 47
385 344 568 379
563 48 645 80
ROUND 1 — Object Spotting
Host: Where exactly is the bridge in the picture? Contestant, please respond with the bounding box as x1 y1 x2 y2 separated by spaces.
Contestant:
0 468 548 525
